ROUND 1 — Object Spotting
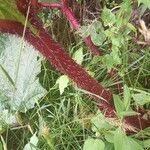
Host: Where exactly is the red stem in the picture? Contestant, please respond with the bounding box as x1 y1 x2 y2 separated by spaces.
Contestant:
38 2 62 9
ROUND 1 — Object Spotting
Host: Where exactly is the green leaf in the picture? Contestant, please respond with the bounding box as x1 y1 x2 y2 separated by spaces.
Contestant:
83 138 105 150
90 21 106 46
0 34 7 55
56 75 69 95
111 46 122 65
23 133 39 150
0 109 16 126
120 111 139 117
111 37 121 47
91 111 112 132
114 127 126 150
114 128 143 150
123 84 131 111
113 95 125 117
73 47 84 65
91 31 106 46
127 138 144 150
132 93 150 105
138 0 150 8
101 54 115 71
105 133 114 143
104 142 114 150
101 7 116 27
0 34 47 113
143 139 150 148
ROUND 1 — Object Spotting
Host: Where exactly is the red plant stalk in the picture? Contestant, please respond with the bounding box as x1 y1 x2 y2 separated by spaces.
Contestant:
38 2 62 9
0 0 149 133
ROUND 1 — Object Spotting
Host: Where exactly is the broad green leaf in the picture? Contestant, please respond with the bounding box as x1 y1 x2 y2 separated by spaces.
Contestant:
104 142 114 150
91 111 112 132
90 21 106 46
123 84 131 111
111 37 121 47
143 139 150 148
0 34 47 112
83 138 105 150
113 95 125 117
127 138 144 150
73 47 84 65
114 127 126 150
0 109 16 125
132 93 150 105
101 7 116 27
56 75 69 95
114 128 143 150
23 133 39 150
138 0 150 8
101 54 115 71
105 133 114 143
91 31 106 46
0 35 6 55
